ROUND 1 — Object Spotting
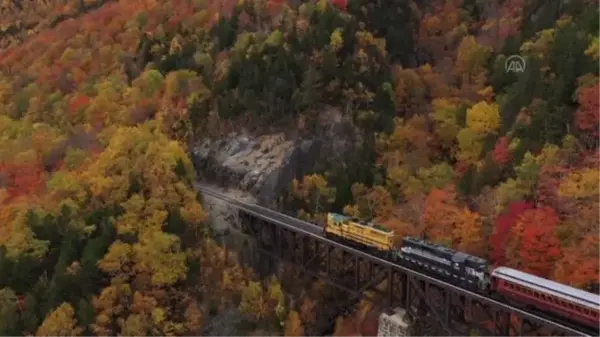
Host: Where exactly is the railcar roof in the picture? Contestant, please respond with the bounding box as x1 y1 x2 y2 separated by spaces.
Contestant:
492 267 600 310
404 237 456 252
329 213 394 234
330 213 351 222
403 237 488 265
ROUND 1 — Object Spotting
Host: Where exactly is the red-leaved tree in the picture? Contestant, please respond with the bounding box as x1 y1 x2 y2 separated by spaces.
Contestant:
0 162 45 201
575 83 599 146
489 201 533 266
508 207 562 277
492 136 512 166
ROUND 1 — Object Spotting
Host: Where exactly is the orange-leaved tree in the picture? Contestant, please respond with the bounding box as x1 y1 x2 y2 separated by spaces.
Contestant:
506 207 561 278
422 185 484 254
553 234 599 290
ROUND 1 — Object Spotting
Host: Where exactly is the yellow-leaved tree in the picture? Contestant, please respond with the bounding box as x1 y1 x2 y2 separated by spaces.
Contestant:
36 302 83 336
430 98 462 145
466 101 500 136
290 174 336 221
81 124 207 235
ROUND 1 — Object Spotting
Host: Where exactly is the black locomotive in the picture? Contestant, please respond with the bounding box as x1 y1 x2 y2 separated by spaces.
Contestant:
392 237 491 292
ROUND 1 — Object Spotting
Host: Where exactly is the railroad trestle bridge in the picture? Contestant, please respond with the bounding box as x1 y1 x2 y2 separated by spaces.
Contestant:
200 186 590 336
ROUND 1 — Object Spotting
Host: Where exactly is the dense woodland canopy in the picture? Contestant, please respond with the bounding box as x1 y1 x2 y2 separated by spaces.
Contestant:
0 0 598 335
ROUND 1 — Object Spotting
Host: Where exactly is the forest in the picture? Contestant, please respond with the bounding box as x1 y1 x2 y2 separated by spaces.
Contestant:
0 0 598 335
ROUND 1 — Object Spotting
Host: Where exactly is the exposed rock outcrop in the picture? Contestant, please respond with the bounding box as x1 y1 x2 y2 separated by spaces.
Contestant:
192 133 320 207
191 107 360 207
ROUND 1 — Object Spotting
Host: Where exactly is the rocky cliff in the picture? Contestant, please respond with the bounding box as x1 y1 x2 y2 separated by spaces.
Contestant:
191 108 360 207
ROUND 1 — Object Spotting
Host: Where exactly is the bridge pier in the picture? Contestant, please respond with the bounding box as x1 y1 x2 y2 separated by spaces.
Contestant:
378 307 412 336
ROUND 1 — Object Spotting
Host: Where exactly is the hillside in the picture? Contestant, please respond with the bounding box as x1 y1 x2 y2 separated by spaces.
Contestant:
0 0 598 335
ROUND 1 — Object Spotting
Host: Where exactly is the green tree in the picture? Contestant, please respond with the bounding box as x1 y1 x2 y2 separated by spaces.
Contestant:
0 288 19 336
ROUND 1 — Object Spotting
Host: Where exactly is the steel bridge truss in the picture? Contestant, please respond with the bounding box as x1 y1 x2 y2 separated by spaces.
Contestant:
237 210 588 336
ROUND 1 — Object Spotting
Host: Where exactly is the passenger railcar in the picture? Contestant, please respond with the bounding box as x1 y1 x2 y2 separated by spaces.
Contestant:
491 267 600 329
323 213 395 252
394 237 490 292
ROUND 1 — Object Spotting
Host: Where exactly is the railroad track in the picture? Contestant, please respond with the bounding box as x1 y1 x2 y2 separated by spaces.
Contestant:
197 184 594 336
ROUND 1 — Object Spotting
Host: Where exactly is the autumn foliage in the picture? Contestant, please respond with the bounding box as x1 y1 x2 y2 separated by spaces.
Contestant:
489 201 533 266
420 186 485 255
0 0 599 335
508 207 562 278
0 162 45 202
492 136 512 166
575 82 599 141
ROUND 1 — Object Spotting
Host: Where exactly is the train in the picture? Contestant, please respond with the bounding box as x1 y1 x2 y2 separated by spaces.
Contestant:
322 212 600 331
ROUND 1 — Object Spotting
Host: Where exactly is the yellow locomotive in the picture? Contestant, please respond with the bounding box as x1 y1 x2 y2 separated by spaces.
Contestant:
323 213 394 251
